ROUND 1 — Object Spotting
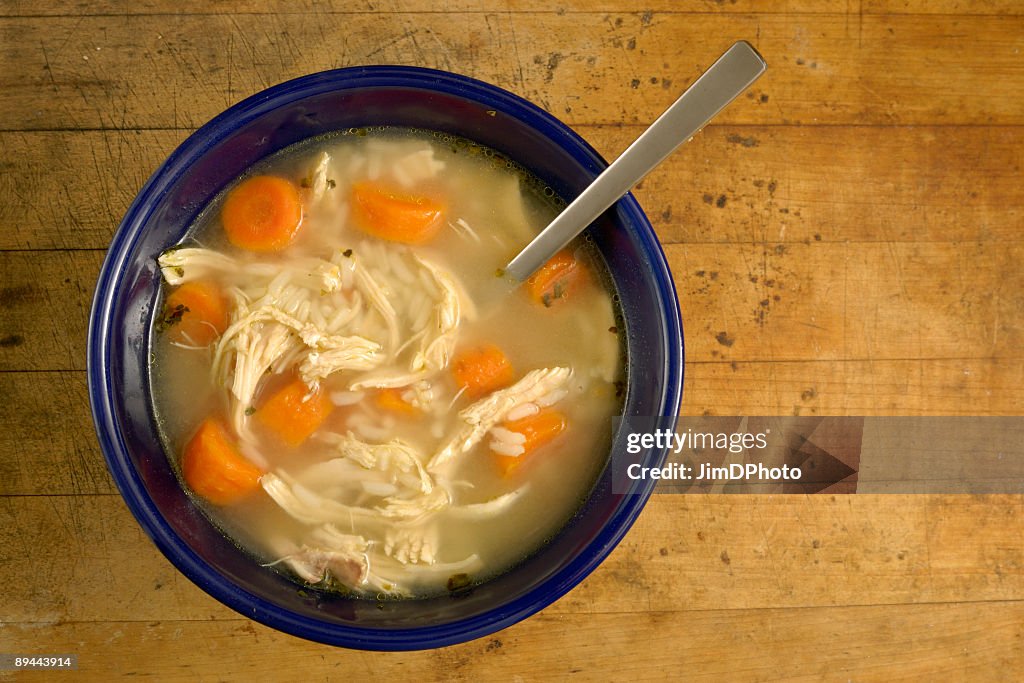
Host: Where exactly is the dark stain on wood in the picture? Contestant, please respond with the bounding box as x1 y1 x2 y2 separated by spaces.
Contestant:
726 134 759 148
0 285 42 307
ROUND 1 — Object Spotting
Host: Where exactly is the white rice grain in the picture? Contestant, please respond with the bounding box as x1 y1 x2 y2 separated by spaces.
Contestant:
330 390 366 406
505 402 540 422
361 481 399 497
489 426 527 444
535 388 568 407
489 440 525 457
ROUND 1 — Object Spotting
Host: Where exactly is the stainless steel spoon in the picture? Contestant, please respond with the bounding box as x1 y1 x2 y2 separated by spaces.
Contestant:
504 41 767 281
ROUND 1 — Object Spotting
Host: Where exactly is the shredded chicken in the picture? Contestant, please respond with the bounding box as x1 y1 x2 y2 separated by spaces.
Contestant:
298 335 382 387
429 367 573 471
305 151 331 204
410 256 461 373
447 486 532 520
347 253 468 391
264 528 408 596
318 432 434 495
262 472 372 525
384 525 439 565
263 468 449 525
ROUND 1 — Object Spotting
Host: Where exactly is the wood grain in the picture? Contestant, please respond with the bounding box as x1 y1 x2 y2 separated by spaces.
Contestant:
3 494 1021 624
0 372 113 496
3 1 1023 18
2 601 1022 682
4 125 1022 251
0 250 102 372
3 13 1023 131
2 0 1023 679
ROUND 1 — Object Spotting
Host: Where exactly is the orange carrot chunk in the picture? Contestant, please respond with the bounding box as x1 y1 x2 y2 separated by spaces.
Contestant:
162 280 229 346
221 175 303 252
375 387 419 416
255 377 334 447
493 409 567 476
350 181 445 244
181 417 263 506
525 248 586 307
452 344 515 399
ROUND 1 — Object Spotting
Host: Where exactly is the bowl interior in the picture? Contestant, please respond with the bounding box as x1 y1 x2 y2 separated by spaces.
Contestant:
90 67 683 650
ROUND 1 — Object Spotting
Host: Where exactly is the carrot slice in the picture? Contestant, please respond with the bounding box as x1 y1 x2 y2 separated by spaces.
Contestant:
255 377 334 447
375 387 419 415
350 181 445 244
525 248 587 307
492 409 567 476
221 175 303 252
452 344 515 399
161 280 229 346
181 417 263 506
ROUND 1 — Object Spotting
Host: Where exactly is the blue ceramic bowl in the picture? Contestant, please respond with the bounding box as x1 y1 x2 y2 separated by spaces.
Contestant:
88 66 684 650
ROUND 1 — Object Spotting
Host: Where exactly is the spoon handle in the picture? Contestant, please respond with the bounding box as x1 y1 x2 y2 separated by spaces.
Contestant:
505 40 767 281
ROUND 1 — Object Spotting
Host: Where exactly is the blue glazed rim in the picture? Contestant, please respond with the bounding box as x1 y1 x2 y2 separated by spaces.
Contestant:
88 65 684 650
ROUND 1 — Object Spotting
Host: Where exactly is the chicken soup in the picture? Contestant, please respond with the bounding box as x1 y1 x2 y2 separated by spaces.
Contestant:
152 128 623 597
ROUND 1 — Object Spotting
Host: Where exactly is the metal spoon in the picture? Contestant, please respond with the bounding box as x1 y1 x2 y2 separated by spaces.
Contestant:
504 41 767 281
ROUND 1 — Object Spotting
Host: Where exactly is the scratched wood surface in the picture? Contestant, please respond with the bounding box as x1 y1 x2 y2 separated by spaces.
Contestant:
1 2 1022 680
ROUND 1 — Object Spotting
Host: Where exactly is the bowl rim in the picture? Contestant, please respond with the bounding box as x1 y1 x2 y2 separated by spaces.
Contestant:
88 64 684 650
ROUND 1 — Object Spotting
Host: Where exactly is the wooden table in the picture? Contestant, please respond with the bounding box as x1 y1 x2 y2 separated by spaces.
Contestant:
2 1 1022 679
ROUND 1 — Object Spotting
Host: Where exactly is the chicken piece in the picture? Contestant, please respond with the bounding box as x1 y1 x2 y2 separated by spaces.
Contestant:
373 551 484 585
376 485 450 521
428 367 572 470
351 257 401 355
265 527 409 596
384 525 439 565
262 472 373 525
298 334 383 387
263 469 448 525
305 151 332 204
447 485 531 520
347 255 470 391
410 256 461 374
159 247 342 293
319 432 434 495
213 295 305 436
286 529 369 586
390 146 445 188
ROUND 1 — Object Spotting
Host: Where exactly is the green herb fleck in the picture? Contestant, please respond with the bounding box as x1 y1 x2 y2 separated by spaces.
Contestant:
174 267 185 278
342 248 353 258
245 406 256 416
495 267 505 278
447 573 474 598
159 303 190 331
326 178 337 189
552 279 566 301
541 293 552 307
300 177 311 188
